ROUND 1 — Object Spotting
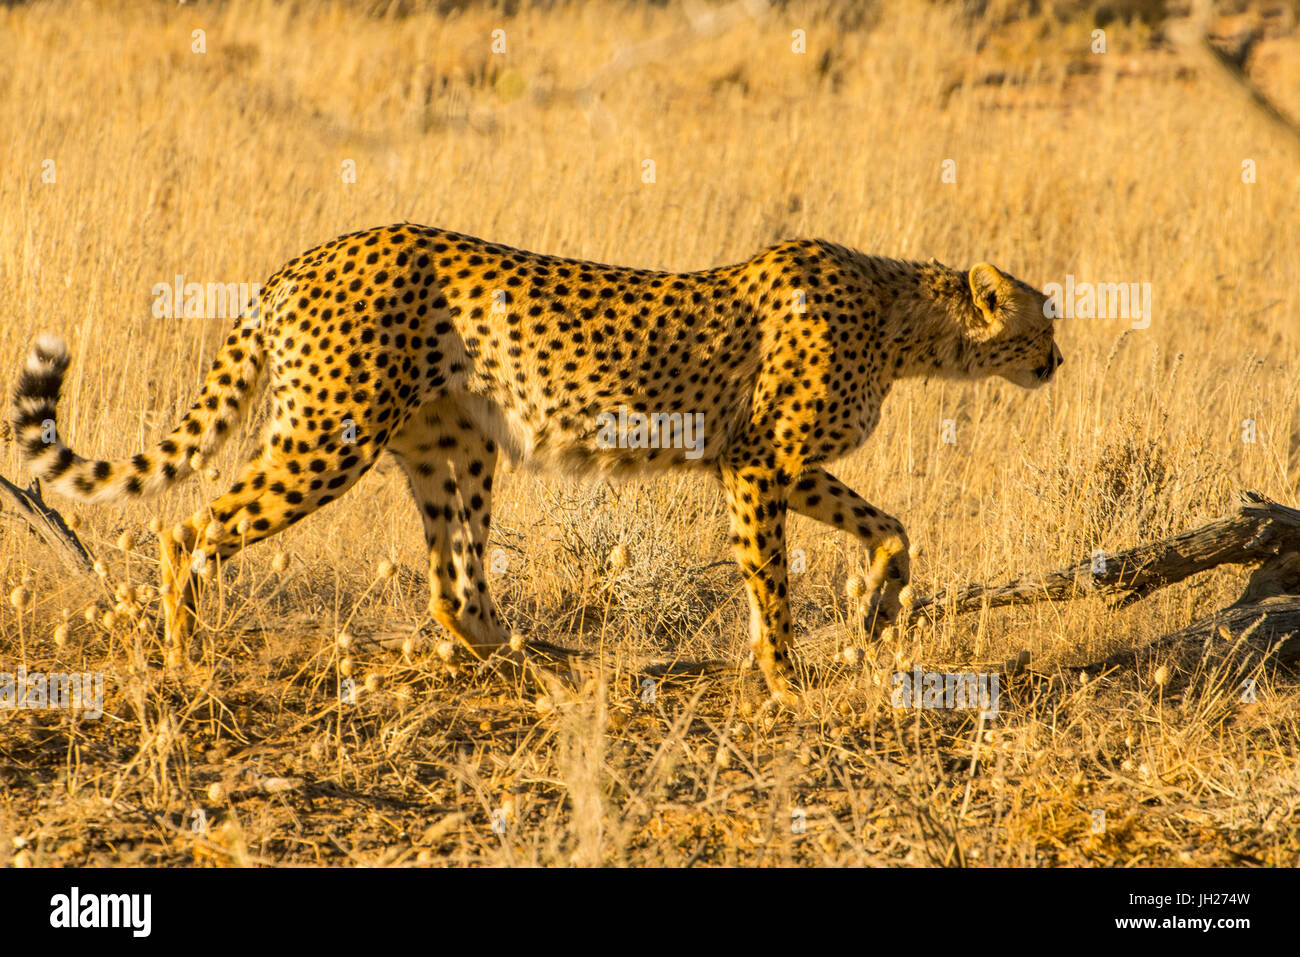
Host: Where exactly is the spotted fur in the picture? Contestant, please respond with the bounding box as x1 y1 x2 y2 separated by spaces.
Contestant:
12 224 1062 701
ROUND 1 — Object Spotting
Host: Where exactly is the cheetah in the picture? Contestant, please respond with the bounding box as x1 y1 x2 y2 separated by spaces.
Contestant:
12 224 1062 704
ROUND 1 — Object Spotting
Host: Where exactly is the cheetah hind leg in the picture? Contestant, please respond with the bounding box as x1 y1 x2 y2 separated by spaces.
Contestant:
389 413 574 700
158 445 379 660
158 520 203 659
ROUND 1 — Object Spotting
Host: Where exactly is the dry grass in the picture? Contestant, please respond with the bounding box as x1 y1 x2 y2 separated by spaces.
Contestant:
1 0 1299 866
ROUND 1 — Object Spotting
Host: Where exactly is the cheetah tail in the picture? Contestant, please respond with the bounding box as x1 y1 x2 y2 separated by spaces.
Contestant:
11 326 266 504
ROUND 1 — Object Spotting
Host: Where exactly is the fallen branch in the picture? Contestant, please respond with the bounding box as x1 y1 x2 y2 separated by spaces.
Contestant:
1076 593 1300 687
907 490 1300 688
911 490 1300 622
0 475 99 579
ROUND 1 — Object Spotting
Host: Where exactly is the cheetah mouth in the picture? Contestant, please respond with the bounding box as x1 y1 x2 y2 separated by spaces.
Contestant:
1003 363 1056 389
1018 345 1064 387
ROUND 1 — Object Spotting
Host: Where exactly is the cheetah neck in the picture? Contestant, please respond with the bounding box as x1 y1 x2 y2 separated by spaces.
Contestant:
870 260 986 382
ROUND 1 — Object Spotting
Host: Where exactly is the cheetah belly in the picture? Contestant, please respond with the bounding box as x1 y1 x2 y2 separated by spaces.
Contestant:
462 382 743 478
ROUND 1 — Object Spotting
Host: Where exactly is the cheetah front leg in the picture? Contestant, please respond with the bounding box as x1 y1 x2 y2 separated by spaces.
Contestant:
718 462 800 707
787 467 911 635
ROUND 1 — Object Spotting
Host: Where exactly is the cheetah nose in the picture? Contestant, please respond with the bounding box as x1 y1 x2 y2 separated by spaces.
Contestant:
1034 346 1063 381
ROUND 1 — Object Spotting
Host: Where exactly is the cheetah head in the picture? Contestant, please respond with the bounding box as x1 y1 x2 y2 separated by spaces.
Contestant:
966 263 1063 389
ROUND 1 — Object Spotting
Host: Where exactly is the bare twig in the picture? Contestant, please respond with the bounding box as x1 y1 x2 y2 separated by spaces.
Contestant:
0 475 99 578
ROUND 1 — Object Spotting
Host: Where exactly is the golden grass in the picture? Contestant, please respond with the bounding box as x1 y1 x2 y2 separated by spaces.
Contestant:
1 0 1298 866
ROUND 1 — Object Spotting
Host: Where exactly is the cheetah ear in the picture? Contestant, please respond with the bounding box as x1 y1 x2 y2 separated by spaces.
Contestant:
968 263 1010 335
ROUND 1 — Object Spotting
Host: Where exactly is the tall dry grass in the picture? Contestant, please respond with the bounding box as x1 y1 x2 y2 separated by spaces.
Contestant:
0 0 1298 866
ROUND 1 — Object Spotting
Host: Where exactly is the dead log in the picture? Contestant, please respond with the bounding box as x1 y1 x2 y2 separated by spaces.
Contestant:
0 475 99 579
909 491 1300 688
911 490 1300 621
